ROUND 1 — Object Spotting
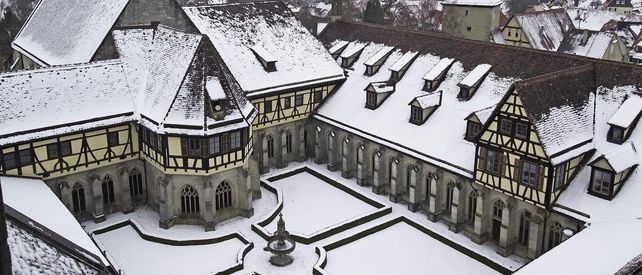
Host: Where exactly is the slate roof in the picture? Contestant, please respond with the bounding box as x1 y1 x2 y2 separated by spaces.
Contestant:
513 9 574 51
183 1 344 96
11 0 129 66
514 65 595 157
558 30 624 59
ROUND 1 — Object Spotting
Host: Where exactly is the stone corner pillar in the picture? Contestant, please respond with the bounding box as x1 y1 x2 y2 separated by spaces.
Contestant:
118 167 134 214
527 215 543 259
158 177 176 229
204 182 215 232
496 199 515 256
407 166 421 212
448 182 461 233
471 190 487 245
90 175 105 223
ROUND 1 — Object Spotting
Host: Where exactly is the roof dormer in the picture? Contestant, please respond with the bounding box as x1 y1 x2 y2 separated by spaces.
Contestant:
464 105 494 141
206 76 227 120
389 51 418 84
457 64 492 100
249 46 277 72
329 41 349 60
408 91 442 125
423 58 455 91
588 142 638 200
607 94 642 144
364 46 395 76
340 42 367 68
364 81 395 110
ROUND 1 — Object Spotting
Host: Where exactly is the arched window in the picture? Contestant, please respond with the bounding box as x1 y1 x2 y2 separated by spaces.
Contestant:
266 136 274 159
129 169 144 198
519 211 531 246
467 192 477 225
285 132 293 154
102 175 115 205
72 183 86 213
445 185 454 214
180 185 200 214
215 182 233 210
406 166 412 194
425 176 431 201
548 222 563 250
492 200 505 242
493 200 504 220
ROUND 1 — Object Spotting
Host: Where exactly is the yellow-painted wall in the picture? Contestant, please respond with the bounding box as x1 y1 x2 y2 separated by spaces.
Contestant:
502 17 531 48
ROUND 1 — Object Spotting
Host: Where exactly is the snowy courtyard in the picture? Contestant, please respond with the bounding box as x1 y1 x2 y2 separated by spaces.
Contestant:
262 169 384 238
83 162 521 274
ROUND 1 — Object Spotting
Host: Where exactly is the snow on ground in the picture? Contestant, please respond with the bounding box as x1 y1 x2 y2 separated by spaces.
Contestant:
94 225 244 275
86 162 525 274
324 221 499 275
264 171 377 236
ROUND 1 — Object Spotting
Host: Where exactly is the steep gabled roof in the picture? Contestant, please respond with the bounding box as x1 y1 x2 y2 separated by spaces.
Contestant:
514 9 574 51
558 30 623 59
11 0 129 66
514 65 595 157
183 1 344 96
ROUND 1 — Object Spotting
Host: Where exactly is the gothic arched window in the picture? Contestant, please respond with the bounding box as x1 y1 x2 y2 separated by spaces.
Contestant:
102 175 115 205
215 182 233 210
180 185 200 214
519 211 532 246
72 183 86 213
129 169 143 198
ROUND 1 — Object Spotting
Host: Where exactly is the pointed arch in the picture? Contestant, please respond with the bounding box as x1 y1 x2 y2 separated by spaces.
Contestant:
102 175 115 205
266 135 275 159
518 211 532 246
71 182 86 213
215 181 233 210
180 185 200 214
129 168 144 198
548 221 563 250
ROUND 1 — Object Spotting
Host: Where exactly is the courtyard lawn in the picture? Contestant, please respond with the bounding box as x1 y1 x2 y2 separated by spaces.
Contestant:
94 225 245 275
323 221 500 275
265 170 378 236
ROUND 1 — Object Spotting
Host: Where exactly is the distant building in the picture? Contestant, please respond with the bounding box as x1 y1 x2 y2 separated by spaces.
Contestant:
500 9 574 51
558 29 629 62
441 0 502 42
604 0 634 14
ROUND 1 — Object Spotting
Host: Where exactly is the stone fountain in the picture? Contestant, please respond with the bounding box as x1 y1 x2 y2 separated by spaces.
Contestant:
266 213 296 266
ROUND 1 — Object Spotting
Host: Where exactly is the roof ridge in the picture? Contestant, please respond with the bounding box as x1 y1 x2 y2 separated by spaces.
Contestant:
0 59 124 78
514 64 594 88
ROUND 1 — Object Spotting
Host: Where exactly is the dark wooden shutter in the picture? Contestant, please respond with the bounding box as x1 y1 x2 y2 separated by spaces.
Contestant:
477 147 487 171
180 138 187 156
513 158 521 182
537 165 545 191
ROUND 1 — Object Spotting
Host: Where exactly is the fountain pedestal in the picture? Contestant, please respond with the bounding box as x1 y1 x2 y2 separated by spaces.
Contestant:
266 214 296 266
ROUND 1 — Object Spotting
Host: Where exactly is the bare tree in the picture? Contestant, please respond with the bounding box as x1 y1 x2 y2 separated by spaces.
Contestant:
416 0 439 31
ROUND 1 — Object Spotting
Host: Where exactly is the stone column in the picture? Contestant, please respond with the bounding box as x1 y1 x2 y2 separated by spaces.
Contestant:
119 167 134 213
249 156 261 199
341 138 353 179
158 177 175 229
497 199 514 256
427 173 438 222
527 215 543 259
389 158 399 202
372 151 383 194
90 175 105 223
297 125 306 162
240 167 255 218
313 127 324 164
204 182 215 231
471 190 487 244
327 132 337 171
408 166 421 212
259 133 269 174
448 182 461 233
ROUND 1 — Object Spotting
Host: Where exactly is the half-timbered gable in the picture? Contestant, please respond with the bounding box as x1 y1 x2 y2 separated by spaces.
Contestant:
501 9 574 51
0 61 137 179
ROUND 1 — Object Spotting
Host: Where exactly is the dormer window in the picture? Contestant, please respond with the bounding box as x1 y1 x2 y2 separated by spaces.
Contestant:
206 77 227 120
340 42 367 68
329 41 349 60
407 91 442 125
607 94 642 144
388 51 418 84
423 58 455 91
464 106 494 141
587 142 638 200
457 64 492 100
364 46 395 76
249 46 277 72
364 81 394 110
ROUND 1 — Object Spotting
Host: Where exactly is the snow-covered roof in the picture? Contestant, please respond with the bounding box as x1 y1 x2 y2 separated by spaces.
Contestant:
0 61 136 146
329 40 349 56
317 22 328 35
1 176 108 266
207 76 227 101
516 219 642 275
423 58 455 81
316 43 514 177
555 85 641 223
514 65 595 157
442 0 502 6
341 42 368 59
558 30 621 59
183 2 344 95
412 91 442 109
458 64 492 88
596 142 638 173
514 9 574 51
568 8 642 32
11 0 128 66
467 105 495 124
607 93 642 128
368 82 395 94
389 51 419 72
249 45 277 63
364 46 395 66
